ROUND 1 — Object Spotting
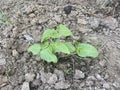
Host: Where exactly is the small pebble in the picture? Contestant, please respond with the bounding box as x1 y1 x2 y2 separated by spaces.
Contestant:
78 19 88 25
86 81 94 86
25 73 35 82
24 34 33 42
103 83 110 89
54 69 65 81
112 82 120 88
87 76 96 81
12 49 18 57
21 82 30 90
95 74 104 81
54 81 70 89
0 58 6 65
64 6 72 15
74 69 85 79
48 74 58 85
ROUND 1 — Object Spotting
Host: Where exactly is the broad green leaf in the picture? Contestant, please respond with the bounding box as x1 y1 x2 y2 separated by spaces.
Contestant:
40 46 58 63
52 41 70 54
76 43 99 58
56 24 72 37
65 42 75 53
41 29 59 42
41 41 49 49
28 43 41 55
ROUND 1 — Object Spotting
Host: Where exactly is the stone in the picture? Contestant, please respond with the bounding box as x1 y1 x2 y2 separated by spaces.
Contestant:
32 79 41 86
12 49 18 57
104 74 109 79
24 5 35 14
95 74 104 81
54 81 70 89
103 83 110 89
21 82 30 90
36 73 40 79
112 82 120 88
18 75 24 84
94 87 106 90
47 20 57 28
29 13 35 18
54 15 62 23
38 16 49 24
40 71 52 83
47 74 58 85
96 0 110 7
87 76 96 81
86 81 94 86
40 71 58 85
0 58 6 65
89 17 100 29
77 18 88 25
25 73 35 82
54 69 65 81
64 6 72 15
14 86 21 90
70 0 84 4
1 85 13 90
24 34 33 42
79 27 92 33
0 53 6 65
0 76 8 85
79 82 85 88
74 69 85 79
30 18 37 25
101 16 118 29
99 60 106 67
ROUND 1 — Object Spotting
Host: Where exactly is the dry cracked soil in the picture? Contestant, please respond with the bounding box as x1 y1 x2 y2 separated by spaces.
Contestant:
0 0 120 90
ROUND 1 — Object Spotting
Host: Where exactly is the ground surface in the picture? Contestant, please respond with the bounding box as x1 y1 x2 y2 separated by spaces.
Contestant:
0 0 120 90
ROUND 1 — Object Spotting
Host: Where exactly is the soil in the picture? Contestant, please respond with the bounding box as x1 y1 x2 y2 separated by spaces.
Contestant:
0 0 120 90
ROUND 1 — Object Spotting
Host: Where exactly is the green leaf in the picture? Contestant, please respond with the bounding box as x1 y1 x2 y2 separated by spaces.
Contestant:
52 41 70 54
40 46 58 63
76 43 99 58
41 29 59 42
65 42 75 53
41 41 49 49
28 43 41 55
56 24 72 37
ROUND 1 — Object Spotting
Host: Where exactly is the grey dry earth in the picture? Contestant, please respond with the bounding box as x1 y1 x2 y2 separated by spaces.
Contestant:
0 0 120 90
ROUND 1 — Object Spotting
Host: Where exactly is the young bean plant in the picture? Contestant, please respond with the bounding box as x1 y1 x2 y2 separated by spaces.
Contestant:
28 24 99 63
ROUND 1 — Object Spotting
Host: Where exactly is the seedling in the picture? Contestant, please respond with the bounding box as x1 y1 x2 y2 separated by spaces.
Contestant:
28 24 99 63
0 10 10 25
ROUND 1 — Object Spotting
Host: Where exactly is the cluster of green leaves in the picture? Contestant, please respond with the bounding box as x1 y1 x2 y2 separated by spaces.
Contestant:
28 24 99 63
0 10 10 25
